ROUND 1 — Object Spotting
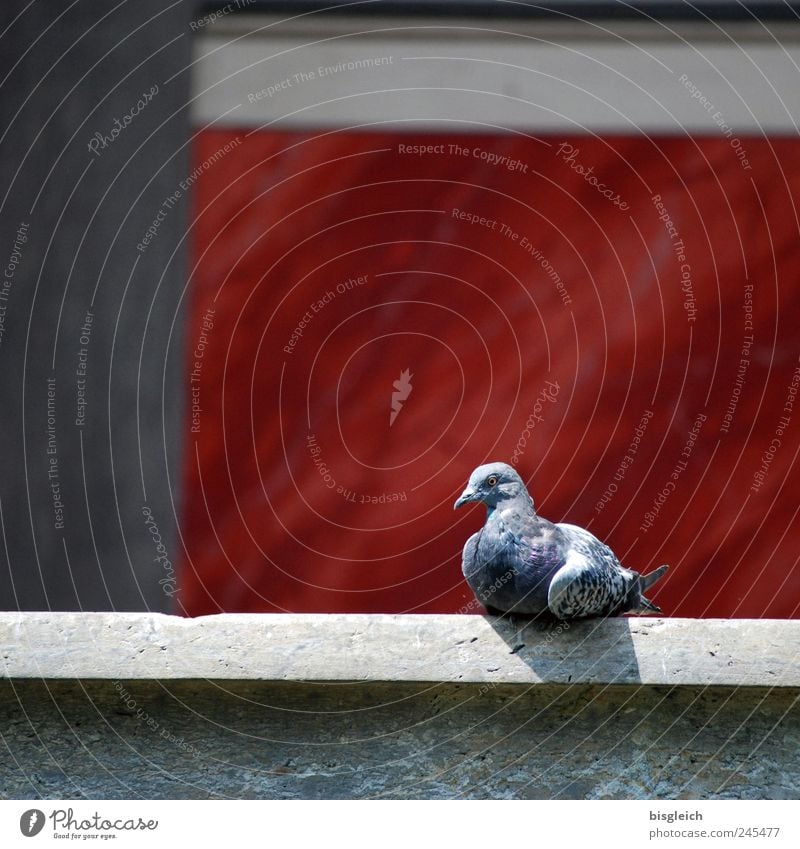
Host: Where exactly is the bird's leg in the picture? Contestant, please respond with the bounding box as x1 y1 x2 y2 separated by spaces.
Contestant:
484 605 520 630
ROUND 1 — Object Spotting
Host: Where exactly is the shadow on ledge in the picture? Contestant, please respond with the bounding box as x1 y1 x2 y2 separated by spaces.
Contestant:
485 612 644 684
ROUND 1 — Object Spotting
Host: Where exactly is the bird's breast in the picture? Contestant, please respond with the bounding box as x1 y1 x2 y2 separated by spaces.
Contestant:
461 520 563 614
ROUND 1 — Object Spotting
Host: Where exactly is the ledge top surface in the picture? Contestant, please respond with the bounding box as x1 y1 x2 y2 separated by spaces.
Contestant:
1 612 798 687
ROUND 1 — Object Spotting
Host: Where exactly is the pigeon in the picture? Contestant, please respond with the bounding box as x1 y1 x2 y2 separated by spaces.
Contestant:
454 462 667 619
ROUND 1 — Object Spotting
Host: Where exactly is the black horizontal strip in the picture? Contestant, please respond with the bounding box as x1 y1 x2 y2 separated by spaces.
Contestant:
198 0 800 23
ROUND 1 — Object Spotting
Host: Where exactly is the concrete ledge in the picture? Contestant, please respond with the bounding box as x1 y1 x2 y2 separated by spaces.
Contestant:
2 614 799 799
2 612 798 687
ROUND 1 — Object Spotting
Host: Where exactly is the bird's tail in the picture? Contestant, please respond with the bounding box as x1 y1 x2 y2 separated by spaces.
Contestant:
641 564 668 592
630 564 669 614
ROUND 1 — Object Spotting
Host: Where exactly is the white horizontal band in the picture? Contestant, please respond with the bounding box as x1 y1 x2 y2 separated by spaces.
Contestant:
189 15 800 134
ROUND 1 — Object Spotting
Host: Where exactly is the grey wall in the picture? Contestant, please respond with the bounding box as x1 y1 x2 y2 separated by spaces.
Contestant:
0 2 197 611
5 678 799 799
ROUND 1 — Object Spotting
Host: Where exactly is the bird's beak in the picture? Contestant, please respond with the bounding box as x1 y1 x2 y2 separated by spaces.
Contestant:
454 487 479 509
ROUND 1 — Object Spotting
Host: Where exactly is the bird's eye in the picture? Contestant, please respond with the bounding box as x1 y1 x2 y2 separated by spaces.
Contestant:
487 475 498 487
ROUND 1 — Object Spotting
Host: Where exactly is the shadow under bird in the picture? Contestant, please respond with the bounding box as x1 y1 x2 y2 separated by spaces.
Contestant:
454 462 668 619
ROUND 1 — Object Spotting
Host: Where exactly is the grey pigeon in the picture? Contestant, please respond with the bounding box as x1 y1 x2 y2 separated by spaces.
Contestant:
454 462 668 619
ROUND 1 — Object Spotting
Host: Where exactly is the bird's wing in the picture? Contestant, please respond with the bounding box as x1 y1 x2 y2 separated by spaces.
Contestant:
461 530 480 579
556 523 621 566
547 523 631 619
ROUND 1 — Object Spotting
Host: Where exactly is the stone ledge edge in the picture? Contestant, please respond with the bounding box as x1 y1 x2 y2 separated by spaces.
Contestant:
1 612 798 688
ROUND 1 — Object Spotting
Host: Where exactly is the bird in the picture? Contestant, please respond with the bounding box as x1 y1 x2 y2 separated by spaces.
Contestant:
454 461 668 619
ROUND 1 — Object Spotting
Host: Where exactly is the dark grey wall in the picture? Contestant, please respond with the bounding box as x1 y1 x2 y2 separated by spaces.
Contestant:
3 679 798 799
0 2 196 611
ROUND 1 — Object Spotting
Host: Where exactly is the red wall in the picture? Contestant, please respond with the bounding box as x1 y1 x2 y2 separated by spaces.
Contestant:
179 129 800 618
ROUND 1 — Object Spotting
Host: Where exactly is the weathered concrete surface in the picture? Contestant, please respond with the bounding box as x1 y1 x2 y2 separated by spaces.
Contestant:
1 680 798 800
1 613 799 687
1 613 798 799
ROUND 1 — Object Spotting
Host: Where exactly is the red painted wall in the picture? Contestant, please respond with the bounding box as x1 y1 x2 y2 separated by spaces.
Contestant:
179 129 800 618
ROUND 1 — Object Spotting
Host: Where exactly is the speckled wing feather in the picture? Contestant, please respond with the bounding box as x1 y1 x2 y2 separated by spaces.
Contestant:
547 523 634 619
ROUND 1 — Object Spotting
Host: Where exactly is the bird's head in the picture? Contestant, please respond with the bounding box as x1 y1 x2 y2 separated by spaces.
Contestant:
453 462 532 512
